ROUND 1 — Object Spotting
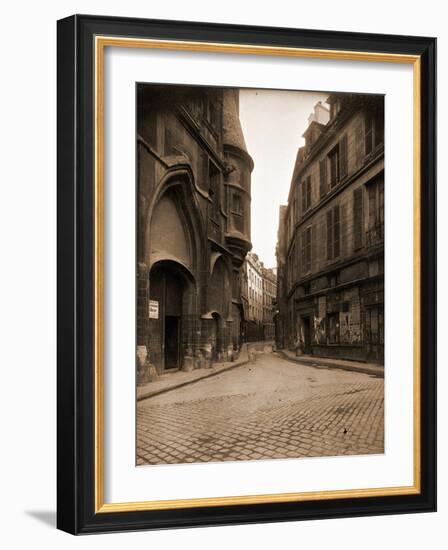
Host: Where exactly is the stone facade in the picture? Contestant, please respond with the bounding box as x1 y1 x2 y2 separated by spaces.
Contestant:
241 251 277 342
276 95 384 363
136 85 253 381
262 267 277 340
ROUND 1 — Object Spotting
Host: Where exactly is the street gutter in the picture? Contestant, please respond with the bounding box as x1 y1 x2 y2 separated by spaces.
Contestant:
275 350 384 378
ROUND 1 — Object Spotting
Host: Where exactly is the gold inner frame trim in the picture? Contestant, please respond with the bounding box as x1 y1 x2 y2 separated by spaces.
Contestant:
94 35 421 514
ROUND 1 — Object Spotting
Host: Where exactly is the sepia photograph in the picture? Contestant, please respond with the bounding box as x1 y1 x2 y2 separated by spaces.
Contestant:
135 83 385 466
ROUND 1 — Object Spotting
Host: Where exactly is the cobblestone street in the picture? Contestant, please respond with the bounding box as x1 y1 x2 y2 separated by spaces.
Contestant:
137 351 384 465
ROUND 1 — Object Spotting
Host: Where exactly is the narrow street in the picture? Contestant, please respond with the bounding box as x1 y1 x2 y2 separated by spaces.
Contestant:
137 350 384 465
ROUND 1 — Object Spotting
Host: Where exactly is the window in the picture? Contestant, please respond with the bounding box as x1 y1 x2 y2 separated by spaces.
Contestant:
301 175 312 212
365 111 384 156
301 226 312 273
209 160 220 222
319 158 327 198
339 134 348 179
328 146 339 188
203 93 220 132
231 192 244 232
326 205 340 260
354 119 364 167
232 193 243 215
366 178 384 246
328 135 348 188
293 186 298 221
353 187 364 250
367 179 384 228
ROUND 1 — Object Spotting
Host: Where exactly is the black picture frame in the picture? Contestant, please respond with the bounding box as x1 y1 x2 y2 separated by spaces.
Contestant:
57 14 436 534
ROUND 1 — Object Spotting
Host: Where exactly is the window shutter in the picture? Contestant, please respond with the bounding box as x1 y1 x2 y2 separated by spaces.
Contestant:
374 111 384 148
339 134 348 178
326 210 333 260
306 227 312 272
311 224 317 272
355 120 364 167
353 187 364 250
301 230 306 274
365 115 373 155
306 176 311 210
368 184 377 229
333 206 340 258
319 159 327 198
301 180 306 213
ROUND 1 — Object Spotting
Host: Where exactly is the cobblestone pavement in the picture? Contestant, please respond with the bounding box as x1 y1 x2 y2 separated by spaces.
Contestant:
137 351 384 465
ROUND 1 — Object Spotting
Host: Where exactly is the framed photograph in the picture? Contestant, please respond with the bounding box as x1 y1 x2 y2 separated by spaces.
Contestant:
57 14 436 534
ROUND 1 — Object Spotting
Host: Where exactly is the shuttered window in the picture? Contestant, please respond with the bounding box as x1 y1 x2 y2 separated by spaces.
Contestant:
365 114 374 155
319 159 327 198
326 210 333 260
329 147 339 188
301 176 312 212
301 226 312 273
339 134 348 178
355 120 364 168
326 205 341 260
353 187 364 250
209 176 220 222
365 112 384 155
333 206 340 258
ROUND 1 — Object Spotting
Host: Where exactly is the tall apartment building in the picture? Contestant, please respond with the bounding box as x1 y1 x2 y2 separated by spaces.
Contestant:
262 267 277 340
274 205 288 349
276 94 384 362
241 251 277 342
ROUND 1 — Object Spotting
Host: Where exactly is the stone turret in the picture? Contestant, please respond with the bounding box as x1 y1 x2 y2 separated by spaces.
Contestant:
223 89 254 268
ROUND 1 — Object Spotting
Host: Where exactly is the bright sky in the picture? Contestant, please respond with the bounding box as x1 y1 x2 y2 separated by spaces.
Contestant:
239 89 329 268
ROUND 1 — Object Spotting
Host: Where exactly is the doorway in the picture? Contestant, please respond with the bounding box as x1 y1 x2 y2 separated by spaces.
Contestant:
302 316 312 354
149 262 187 372
164 316 180 369
365 305 384 362
211 313 222 361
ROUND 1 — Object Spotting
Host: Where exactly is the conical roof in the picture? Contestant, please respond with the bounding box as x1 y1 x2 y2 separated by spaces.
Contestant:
222 89 248 153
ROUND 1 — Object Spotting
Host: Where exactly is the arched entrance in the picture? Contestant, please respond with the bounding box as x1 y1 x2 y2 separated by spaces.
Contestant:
144 179 203 374
210 312 223 361
148 261 194 372
205 255 232 361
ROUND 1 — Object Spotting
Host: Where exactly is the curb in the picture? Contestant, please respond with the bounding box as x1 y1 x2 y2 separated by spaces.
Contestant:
137 358 250 402
275 350 384 378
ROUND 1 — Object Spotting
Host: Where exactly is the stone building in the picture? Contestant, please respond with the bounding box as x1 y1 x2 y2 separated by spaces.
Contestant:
241 251 277 342
262 267 277 340
136 85 254 381
241 252 264 341
274 205 288 350
276 94 384 362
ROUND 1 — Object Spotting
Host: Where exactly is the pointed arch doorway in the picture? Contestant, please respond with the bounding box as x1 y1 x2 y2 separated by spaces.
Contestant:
149 261 194 372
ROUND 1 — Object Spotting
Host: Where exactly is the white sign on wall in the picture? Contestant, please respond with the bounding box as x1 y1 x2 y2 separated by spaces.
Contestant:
148 300 159 319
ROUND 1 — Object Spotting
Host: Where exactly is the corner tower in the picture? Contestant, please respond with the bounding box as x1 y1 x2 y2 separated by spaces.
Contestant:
222 89 254 268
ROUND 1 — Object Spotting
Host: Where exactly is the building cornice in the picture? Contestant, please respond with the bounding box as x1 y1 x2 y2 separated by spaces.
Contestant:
223 143 255 172
285 246 384 300
292 272 384 303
